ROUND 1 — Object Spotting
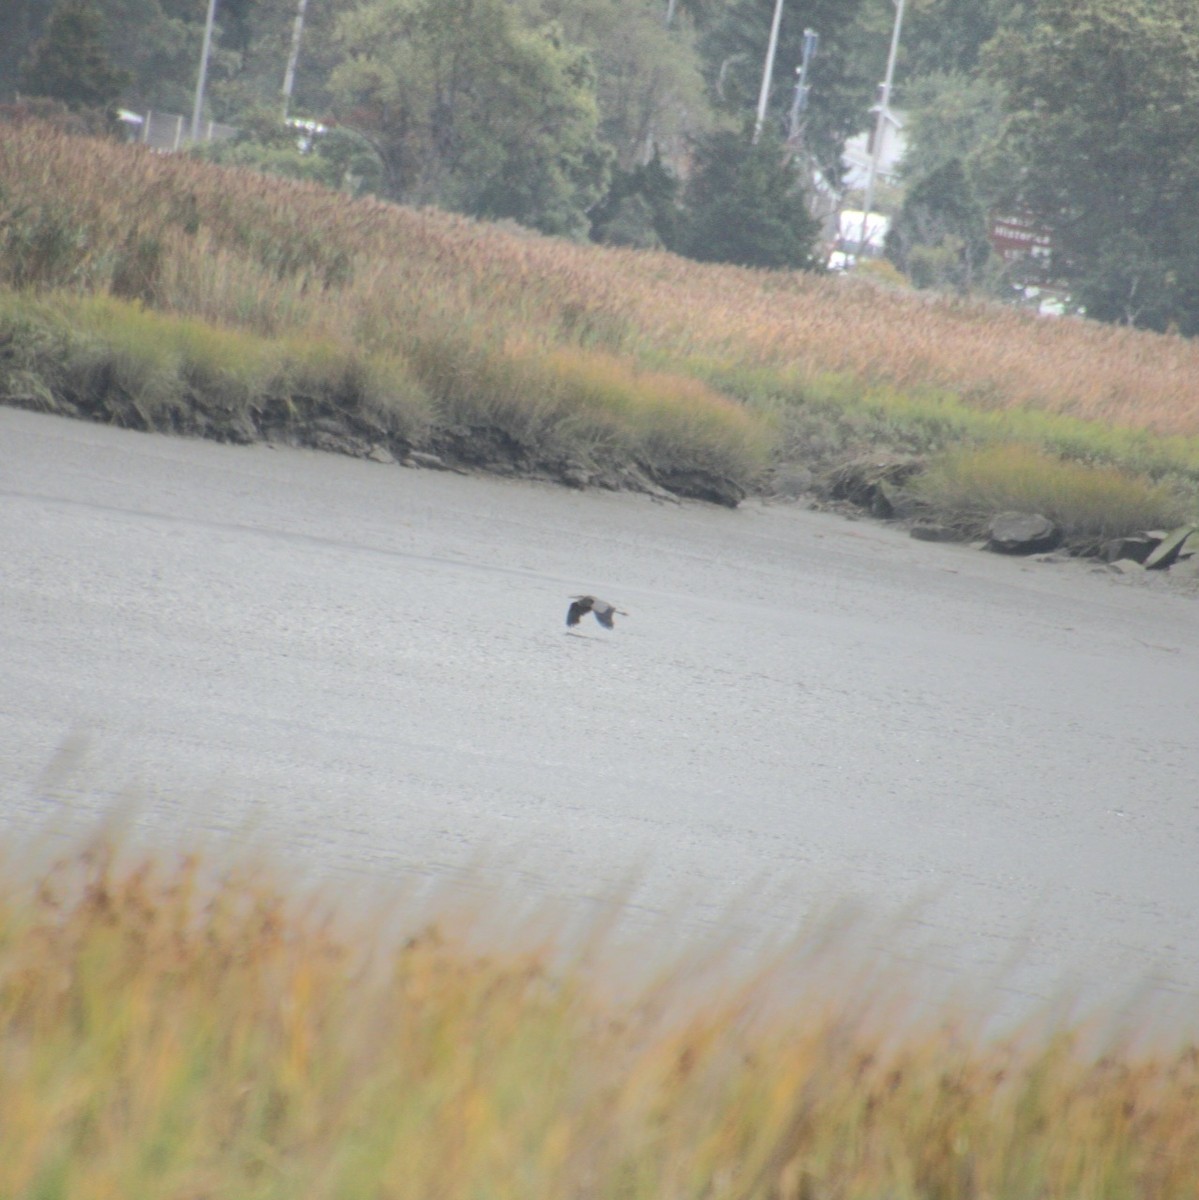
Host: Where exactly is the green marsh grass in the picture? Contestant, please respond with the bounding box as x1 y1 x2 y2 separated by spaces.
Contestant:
4 120 1199 516
2 833 1198 1200
914 444 1187 542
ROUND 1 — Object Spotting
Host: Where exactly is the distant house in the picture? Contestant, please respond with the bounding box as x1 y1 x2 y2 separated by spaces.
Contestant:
827 209 890 270
841 108 906 193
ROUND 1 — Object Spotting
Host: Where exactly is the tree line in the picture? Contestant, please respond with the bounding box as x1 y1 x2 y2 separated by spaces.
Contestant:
5 0 1199 335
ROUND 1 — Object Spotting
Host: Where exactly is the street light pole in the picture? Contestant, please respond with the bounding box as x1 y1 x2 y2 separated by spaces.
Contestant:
191 0 218 143
858 0 905 258
753 0 786 143
788 28 818 141
281 0 310 120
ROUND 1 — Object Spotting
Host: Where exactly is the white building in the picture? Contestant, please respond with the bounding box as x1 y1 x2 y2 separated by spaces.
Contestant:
841 108 907 193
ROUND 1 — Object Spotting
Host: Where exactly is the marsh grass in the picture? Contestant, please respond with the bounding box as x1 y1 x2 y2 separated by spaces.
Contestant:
3 121 1199 514
914 444 1187 542
2 834 1198 1200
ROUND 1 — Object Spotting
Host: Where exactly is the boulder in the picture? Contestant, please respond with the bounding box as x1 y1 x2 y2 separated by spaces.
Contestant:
406 450 447 470
560 464 592 489
649 467 743 507
1143 525 1198 570
1101 534 1157 564
909 520 961 543
768 464 815 498
827 454 924 514
985 511 1060 555
1107 558 1144 575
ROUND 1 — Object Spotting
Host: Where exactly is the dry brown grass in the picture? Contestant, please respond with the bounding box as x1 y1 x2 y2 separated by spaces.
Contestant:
3 121 1199 523
2 834 1198 1200
4 123 1199 437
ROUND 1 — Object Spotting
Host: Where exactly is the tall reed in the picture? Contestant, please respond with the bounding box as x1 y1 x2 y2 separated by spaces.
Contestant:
2 835 1197 1200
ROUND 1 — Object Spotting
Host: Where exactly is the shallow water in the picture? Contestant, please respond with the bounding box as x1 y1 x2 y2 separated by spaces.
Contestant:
3 408 1198 1024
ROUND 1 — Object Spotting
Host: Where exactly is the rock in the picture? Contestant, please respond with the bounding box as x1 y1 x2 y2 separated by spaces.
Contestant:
649 468 742 507
827 454 924 513
623 465 683 504
769 464 815 498
1143 525 1197 570
367 444 397 464
985 511 1060 555
560 465 593 489
220 411 259 445
1101 534 1157 564
1107 558 1144 575
1165 554 1199 588
310 430 369 456
909 520 960 543
407 450 447 470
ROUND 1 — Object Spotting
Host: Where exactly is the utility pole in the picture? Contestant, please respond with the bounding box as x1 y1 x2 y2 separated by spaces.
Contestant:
191 0 218 143
281 0 309 120
788 28 819 142
753 0 786 143
858 0 905 258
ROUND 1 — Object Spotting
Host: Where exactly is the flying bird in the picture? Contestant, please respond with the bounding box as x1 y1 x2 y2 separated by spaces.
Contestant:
566 595 627 629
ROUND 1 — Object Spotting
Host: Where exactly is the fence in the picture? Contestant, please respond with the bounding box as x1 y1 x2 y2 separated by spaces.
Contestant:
119 109 238 153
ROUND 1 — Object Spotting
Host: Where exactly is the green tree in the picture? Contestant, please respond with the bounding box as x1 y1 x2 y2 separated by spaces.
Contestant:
525 0 712 170
74 0 226 116
681 125 821 269
20 0 131 112
590 149 682 249
698 0 876 178
886 158 990 291
899 0 1019 77
898 70 1007 188
328 0 609 236
0 0 46 101
986 0 1199 332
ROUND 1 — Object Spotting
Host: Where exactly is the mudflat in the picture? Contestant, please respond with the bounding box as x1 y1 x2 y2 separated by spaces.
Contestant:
3 408 1197 1022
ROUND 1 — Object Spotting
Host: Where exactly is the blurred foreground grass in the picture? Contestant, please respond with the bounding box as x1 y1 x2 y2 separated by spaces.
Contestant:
1 833 1197 1200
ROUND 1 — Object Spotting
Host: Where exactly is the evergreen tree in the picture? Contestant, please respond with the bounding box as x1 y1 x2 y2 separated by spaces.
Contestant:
20 0 130 112
681 125 820 270
886 158 990 292
590 150 682 249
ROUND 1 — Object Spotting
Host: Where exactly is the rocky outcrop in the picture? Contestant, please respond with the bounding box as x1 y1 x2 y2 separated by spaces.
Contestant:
1143 526 1197 570
826 454 925 518
985 511 1061 555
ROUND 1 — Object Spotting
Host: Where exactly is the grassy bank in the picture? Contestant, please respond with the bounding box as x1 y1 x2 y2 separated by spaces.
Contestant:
2 121 1199 528
2 834 1197 1200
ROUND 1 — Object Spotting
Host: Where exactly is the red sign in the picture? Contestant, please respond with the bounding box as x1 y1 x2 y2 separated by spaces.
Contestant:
989 213 1053 262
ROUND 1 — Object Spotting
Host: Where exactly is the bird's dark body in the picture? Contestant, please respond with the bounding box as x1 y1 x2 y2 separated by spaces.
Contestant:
566 595 625 629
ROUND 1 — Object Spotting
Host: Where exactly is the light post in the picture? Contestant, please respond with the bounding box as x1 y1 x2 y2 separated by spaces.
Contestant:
753 0 786 143
788 28 818 141
857 0 905 259
190 0 218 143
281 0 310 120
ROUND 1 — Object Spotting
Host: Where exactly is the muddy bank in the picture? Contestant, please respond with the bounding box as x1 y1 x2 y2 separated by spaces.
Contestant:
4 405 1199 1024
7 385 1198 590
5 385 748 509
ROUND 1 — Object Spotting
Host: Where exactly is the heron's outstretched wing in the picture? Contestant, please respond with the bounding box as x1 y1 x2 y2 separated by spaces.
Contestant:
593 605 615 629
566 599 589 626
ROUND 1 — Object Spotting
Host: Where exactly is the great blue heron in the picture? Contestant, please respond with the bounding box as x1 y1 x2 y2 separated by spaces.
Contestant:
566 595 627 629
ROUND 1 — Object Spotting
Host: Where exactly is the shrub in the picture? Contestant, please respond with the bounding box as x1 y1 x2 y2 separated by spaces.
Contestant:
914 444 1187 541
